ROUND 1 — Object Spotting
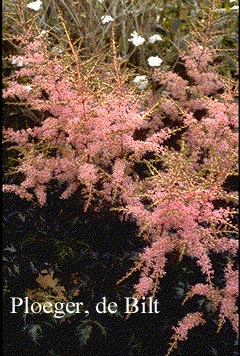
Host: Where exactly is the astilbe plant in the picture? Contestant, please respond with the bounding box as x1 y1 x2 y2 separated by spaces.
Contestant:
3 23 238 355
115 43 238 353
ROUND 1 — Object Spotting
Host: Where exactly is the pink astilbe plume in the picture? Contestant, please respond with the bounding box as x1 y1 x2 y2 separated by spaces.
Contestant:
3 33 169 206
182 44 224 96
218 262 239 334
166 312 206 356
183 262 239 336
116 41 238 342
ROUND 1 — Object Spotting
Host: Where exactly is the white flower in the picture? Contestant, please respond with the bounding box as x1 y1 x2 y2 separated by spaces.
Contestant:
215 8 226 13
25 85 32 92
11 56 29 67
27 0 42 11
128 31 145 47
11 56 24 67
133 75 148 89
147 56 163 67
148 34 163 43
101 15 114 24
231 5 239 10
13 59 23 67
97 0 104 3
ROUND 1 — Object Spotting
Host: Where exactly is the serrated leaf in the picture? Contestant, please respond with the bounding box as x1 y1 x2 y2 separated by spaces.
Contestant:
4 245 16 253
93 320 107 338
13 264 20 274
77 321 93 345
24 323 42 344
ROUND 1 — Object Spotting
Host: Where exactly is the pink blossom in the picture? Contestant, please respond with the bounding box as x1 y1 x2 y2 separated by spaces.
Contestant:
78 163 99 186
169 312 206 350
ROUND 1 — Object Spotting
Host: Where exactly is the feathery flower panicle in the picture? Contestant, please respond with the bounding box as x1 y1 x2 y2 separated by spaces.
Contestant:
3 81 33 100
171 312 206 341
78 164 99 186
181 43 224 96
112 160 126 185
218 263 239 334
2 184 34 202
167 312 206 355
161 98 179 119
156 72 188 101
134 276 153 296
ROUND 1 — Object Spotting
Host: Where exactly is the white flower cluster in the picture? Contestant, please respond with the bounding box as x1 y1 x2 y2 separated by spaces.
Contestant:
11 56 28 67
148 34 163 43
127 30 163 66
133 75 148 89
27 0 42 11
40 30 47 36
101 15 114 24
128 31 164 46
128 31 145 46
147 56 163 67
25 85 32 92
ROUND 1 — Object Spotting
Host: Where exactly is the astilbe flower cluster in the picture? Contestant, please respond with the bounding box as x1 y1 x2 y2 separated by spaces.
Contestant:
3 31 165 208
117 44 238 352
3 31 238 352
166 312 206 356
